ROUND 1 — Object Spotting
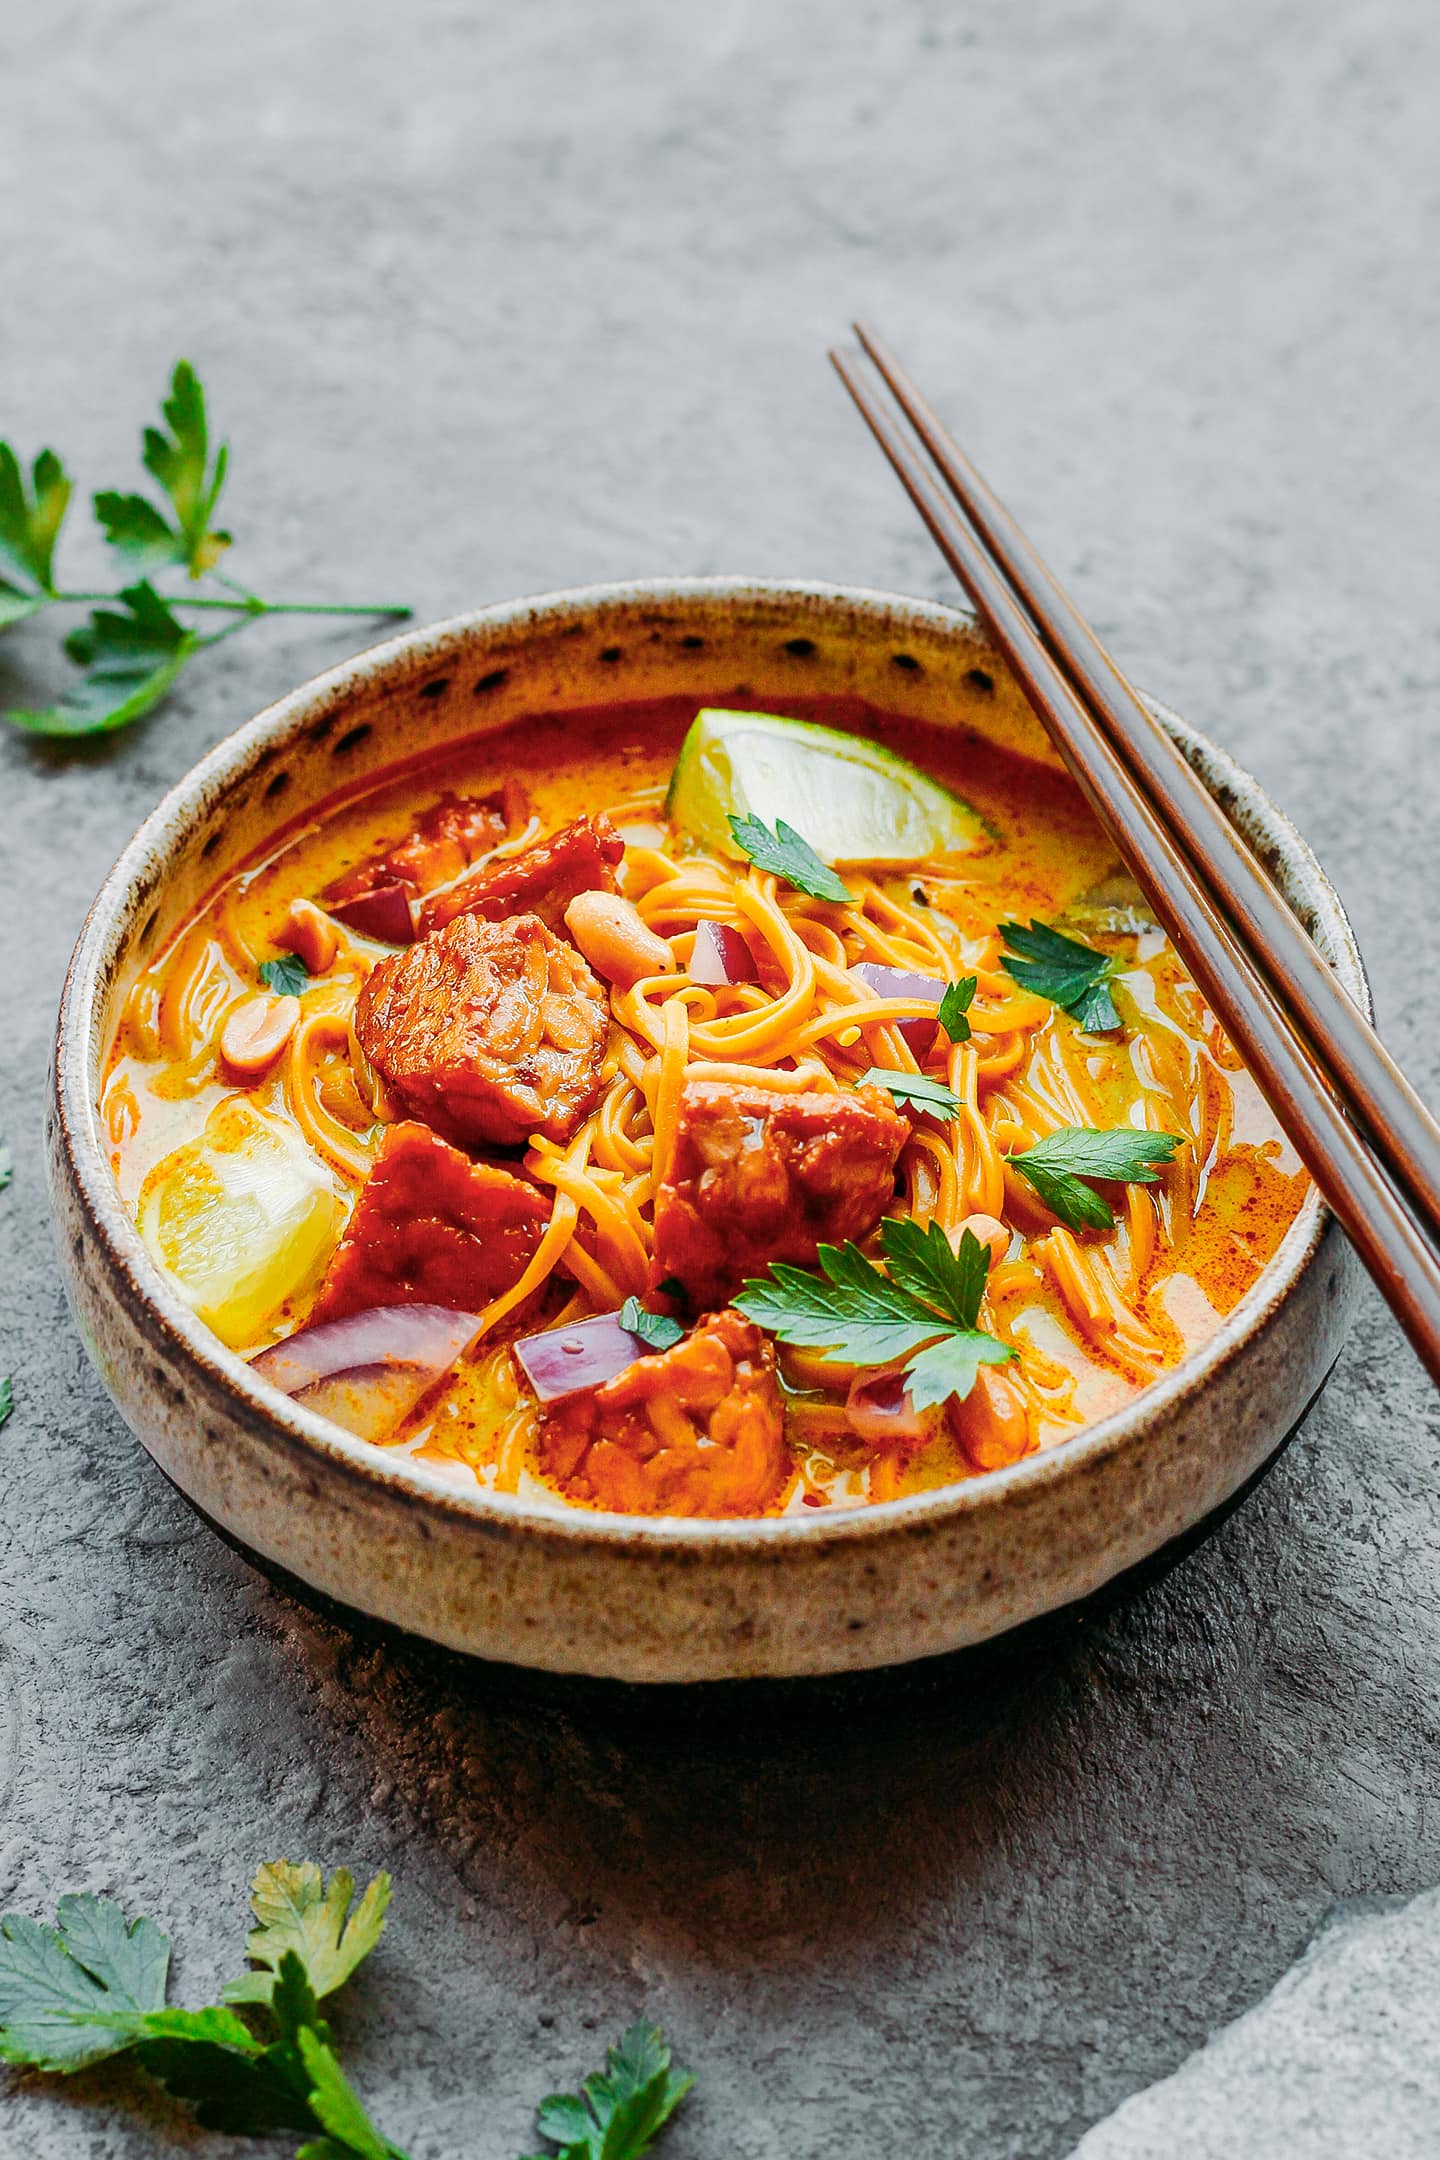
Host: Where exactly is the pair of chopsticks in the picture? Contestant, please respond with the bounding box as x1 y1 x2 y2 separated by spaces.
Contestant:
831 323 1440 1388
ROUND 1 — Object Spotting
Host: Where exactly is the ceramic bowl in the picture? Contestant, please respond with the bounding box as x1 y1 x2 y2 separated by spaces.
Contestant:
49 579 1365 1682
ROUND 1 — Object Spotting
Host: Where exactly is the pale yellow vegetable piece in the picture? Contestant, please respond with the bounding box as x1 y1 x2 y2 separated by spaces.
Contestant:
137 1098 343 1348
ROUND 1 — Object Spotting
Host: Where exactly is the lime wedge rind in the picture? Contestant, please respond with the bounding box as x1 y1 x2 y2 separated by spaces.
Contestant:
666 708 986 867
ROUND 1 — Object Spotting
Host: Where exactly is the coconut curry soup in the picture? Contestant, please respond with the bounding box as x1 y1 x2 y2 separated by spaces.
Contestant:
103 696 1308 1518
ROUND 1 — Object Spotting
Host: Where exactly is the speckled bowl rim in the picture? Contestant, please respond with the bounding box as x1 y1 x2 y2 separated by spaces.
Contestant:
56 577 1367 1560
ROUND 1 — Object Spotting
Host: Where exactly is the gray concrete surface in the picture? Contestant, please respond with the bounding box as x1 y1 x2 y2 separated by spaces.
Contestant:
3 2 1439 2154
1072 1892 1440 2157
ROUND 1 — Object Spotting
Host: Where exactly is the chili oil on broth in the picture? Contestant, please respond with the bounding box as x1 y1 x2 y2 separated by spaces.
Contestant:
101 693 1309 1518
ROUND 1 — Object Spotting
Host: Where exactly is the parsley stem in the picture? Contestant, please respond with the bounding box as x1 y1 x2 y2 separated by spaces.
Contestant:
50 590 411 619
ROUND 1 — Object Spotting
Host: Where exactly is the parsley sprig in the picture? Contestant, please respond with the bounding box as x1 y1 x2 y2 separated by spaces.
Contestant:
858 1068 961 1120
736 1223 1014 1409
727 812 854 903
1008 1125 1181 1231
0 1862 406 2152
2 361 409 738
1001 919 1122 1033
0 1859 693 2160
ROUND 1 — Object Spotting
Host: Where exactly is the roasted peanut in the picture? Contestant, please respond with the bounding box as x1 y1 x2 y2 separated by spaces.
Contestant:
947 1363 1031 1472
950 1211 1010 1272
284 896 339 975
219 993 301 1078
563 889 676 988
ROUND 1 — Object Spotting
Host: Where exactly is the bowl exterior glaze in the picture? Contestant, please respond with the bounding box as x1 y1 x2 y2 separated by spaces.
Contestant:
49 581 1365 1681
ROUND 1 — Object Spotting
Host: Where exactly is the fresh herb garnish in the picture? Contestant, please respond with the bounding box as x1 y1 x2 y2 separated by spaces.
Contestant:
0 1864 405 2150
727 813 854 904
259 954 311 999
0 1860 694 2160
525 2020 694 2160
858 1068 961 1120
95 361 231 578
221 1862 389 2010
2 361 409 739
936 976 977 1043
0 1140 11 1190
736 1223 1014 1409
1008 1125 1181 1231
11 581 198 738
619 1298 686 1354
1000 919 1122 1033
0 444 70 599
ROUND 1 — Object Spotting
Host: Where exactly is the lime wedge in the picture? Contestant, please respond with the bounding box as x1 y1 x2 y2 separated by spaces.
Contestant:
666 708 985 866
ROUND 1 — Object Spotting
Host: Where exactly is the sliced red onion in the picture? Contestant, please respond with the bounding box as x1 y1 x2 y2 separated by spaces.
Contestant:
690 919 757 987
515 1310 650 1404
849 961 946 1056
328 882 416 945
250 1304 478 1441
844 1366 928 1445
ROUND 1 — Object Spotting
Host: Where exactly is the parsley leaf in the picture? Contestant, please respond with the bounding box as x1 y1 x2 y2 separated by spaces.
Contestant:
1000 919 1122 1033
92 492 184 575
0 1377 11 1429
223 1861 390 2008
619 1298 685 1354
905 1330 1015 1413
0 588 47 630
0 1141 12 1188
0 443 71 593
258 953 311 1000
294 2026 410 2159
0 1894 169 2068
1009 1125 1181 1231
727 813 854 903
133 2009 312 2134
137 1952 366 2140
936 976 976 1043
880 1216 988 1328
737 1249 946 1366
96 360 230 578
4 582 195 738
527 2020 694 2160
858 1067 961 1120
0 1895 250 2075
736 1229 1013 1405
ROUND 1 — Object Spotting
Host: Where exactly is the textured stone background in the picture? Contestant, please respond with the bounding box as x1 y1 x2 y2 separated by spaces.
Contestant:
3 2 1439 2155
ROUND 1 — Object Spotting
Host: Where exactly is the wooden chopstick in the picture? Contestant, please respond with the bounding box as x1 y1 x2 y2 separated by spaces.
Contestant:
830 334 1440 1387
851 320 1440 1252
